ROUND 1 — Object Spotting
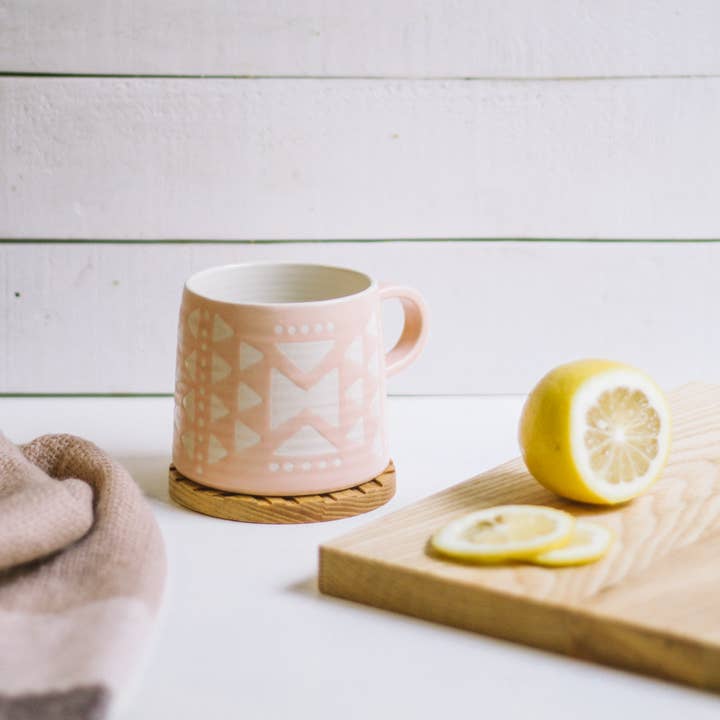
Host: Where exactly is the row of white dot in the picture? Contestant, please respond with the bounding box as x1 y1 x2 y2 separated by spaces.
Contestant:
274 321 334 336
268 458 343 472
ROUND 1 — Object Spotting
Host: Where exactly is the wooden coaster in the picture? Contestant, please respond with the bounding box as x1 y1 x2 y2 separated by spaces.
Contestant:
168 461 396 524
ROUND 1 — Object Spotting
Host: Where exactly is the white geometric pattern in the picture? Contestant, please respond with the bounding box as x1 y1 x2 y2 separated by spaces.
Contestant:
235 421 260 452
238 342 264 370
275 322 334 335
277 340 334 373
346 417 364 446
346 378 363 407
187 309 200 338
182 390 195 421
274 425 337 456
181 431 195 459
270 368 339 429
180 305 393 473
345 336 363 365
211 353 231 383
184 350 197 380
212 314 234 343
207 434 228 464
210 393 229 421
237 383 262 411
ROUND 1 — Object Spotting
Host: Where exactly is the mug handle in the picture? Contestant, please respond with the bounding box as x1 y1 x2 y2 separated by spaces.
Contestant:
379 283 429 378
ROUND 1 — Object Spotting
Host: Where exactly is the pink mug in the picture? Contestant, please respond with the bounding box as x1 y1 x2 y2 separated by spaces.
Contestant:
172 263 428 495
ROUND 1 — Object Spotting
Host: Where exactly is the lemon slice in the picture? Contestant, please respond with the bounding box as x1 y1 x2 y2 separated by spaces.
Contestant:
519 359 671 505
431 505 574 562
530 520 614 567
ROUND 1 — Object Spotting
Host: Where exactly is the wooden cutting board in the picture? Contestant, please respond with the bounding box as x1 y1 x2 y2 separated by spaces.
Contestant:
319 383 720 691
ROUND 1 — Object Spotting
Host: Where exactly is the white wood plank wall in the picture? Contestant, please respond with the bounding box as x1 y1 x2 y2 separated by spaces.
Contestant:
3 77 720 240
3 241 719 395
2 0 720 77
1 1 718 395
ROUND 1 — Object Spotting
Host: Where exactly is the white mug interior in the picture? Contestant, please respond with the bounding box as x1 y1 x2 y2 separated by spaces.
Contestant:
185 263 373 305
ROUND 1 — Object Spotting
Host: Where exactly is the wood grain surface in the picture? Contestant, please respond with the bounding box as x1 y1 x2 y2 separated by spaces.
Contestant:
169 461 395 523
320 383 720 689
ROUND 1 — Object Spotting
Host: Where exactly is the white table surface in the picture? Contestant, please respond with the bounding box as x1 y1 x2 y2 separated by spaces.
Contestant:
3 396 720 719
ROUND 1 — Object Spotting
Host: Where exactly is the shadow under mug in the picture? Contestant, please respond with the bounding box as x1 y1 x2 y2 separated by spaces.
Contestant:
172 263 428 495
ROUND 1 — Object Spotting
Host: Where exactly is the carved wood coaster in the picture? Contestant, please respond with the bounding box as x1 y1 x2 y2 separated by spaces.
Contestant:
168 461 396 524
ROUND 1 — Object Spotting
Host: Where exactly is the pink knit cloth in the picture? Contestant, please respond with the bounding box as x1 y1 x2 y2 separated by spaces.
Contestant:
0 434 166 719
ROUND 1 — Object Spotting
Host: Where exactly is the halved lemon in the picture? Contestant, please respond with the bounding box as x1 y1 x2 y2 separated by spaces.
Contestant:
530 520 614 567
519 359 671 505
431 505 574 562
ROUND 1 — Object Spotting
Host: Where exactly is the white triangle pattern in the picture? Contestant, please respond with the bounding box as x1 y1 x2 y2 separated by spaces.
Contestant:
270 368 339 429
238 383 263 411
182 390 195 421
344 336 363 365
274 425 338 456
346 417 364 446
187 309 200 338
238 342 264 370
207 434 228 464
277 340 335 373
235 422 261 452
181 431 195 459
211 353 231 384
210 394 229 421
212 314 234 342
345 378 363 407
184 350 197 380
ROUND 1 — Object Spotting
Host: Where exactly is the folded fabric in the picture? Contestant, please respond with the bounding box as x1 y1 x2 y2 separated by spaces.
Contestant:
0 434 166 720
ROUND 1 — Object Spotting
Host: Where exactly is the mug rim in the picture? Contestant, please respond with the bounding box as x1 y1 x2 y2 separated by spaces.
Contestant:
184 262 376 308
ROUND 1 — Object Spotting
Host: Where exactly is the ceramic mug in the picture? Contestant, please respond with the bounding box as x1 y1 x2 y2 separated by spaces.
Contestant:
172 263 428 495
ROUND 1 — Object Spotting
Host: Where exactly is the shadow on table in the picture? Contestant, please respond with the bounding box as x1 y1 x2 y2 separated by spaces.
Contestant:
115 453 174 506
285 575 320 597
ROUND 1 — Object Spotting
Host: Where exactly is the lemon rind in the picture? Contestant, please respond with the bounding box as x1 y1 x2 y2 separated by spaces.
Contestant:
530 521 615 567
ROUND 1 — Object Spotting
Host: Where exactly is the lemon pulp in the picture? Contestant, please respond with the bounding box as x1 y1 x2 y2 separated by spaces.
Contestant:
584 387 661 484
520 359 671 505
531 520 614 567
431 505 574 562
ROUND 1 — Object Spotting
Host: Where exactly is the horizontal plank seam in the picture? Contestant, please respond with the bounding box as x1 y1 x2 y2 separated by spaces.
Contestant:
0 392 526 399
2 72 720 82
1 239 720 245
0 393 173 398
